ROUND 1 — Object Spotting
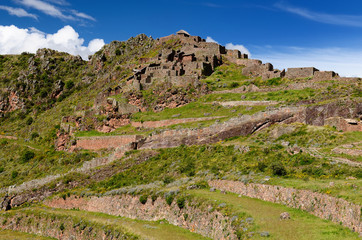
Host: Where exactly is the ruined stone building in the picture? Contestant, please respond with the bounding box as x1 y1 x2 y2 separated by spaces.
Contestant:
126 30 248 90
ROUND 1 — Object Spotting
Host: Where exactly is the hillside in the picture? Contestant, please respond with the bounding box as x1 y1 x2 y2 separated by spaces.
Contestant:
0 30 361 240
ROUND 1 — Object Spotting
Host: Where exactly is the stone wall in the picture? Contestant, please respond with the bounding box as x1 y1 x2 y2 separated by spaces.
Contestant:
130 116 224 128
286 67 318 79
314 71 338 80
46 195 237 240
76 135 142 150
0 210 135 240
325 117 362 132
209 180 362 234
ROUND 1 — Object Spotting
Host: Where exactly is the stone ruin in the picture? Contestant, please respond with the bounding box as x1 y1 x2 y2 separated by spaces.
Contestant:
286 67 339 80
125 30 248 91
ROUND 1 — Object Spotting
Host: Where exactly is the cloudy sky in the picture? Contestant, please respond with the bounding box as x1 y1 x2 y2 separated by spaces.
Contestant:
1 0 362 76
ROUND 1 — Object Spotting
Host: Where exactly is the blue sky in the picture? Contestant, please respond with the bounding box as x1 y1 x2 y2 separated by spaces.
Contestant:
1 0 362 76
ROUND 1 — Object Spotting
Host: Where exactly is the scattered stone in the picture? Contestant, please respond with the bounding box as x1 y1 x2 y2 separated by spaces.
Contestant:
231 109 236 113
218 203 226 208
280 212 290 220
210 187 216 192
329 182 335 187
246 217 254 223
260 231 270 237
204 113 211 116
346 176 357 180
281 141 289 147
172 114 181 118
221 190 226 194
241 95 246 99
216 78 221 82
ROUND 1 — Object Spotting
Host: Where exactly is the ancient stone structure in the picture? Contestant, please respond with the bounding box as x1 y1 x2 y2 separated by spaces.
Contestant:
209 180 362 234
241 62 285 80
75 135 142 151
325 117 362 132
46 195 239 240
126 30 248 90
285 67 339 80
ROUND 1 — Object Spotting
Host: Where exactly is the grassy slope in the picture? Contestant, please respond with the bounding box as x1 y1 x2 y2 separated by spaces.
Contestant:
190 190 360 240
0 229 55 240
31 207 209 240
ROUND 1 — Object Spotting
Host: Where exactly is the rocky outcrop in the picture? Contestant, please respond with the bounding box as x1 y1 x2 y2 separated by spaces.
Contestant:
46 194 239 240
139 107 305 149
209 180 362 234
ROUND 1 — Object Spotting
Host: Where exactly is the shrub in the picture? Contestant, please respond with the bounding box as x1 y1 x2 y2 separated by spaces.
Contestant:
230 82 240 88
139 195 148 204
59 223 65 231
20 150 35 163
176 196 186 209
115 49 122 56
11 170 18 179
65 80 74 90
270 162 287 176
31 132 40 140
0 167 4 173
166 194 174 206
26 117 33 125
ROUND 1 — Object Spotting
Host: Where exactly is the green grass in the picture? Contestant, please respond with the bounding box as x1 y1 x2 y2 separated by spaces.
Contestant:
201 62 249 90
0 138 97 188
200 88 318 103
267 178 362 205
75 125 152 137
0 229 55 240
34 207 209 240
131 101 266 122
189 189 360 240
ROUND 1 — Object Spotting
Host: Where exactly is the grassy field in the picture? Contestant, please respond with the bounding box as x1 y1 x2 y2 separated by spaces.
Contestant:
34 207 210 240
0 229 55 240
189 189 360 240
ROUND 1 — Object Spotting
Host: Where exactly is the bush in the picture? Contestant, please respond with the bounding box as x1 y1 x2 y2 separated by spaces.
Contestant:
26 117 33 125
270 162 287 176
65 80 74 90
176 196 186 209
230 82 240 88
31 132 40 140
20 150 35 163
59 223 65 231
139 195 148 204
11 170 18 179
166 194 174 206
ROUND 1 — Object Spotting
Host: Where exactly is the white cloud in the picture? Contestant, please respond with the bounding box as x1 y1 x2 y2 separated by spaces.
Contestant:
71 10 96 21
0 25 105 60
17 0 74 20
206 36 251 56
275 2 362 27
252 46 362 77
225 43 251 56
15 0 95 21
0 5 37 19
206 36 218 43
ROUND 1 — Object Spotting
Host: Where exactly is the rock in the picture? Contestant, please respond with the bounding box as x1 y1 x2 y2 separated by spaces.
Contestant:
241 95 246 99
204 113 211 116
210 187 216 192
172 114 181 118
280 212 290 220
218 203 226 208
246 217 254 223
329 182 335 187
346 176 357 180
260 231 270 237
